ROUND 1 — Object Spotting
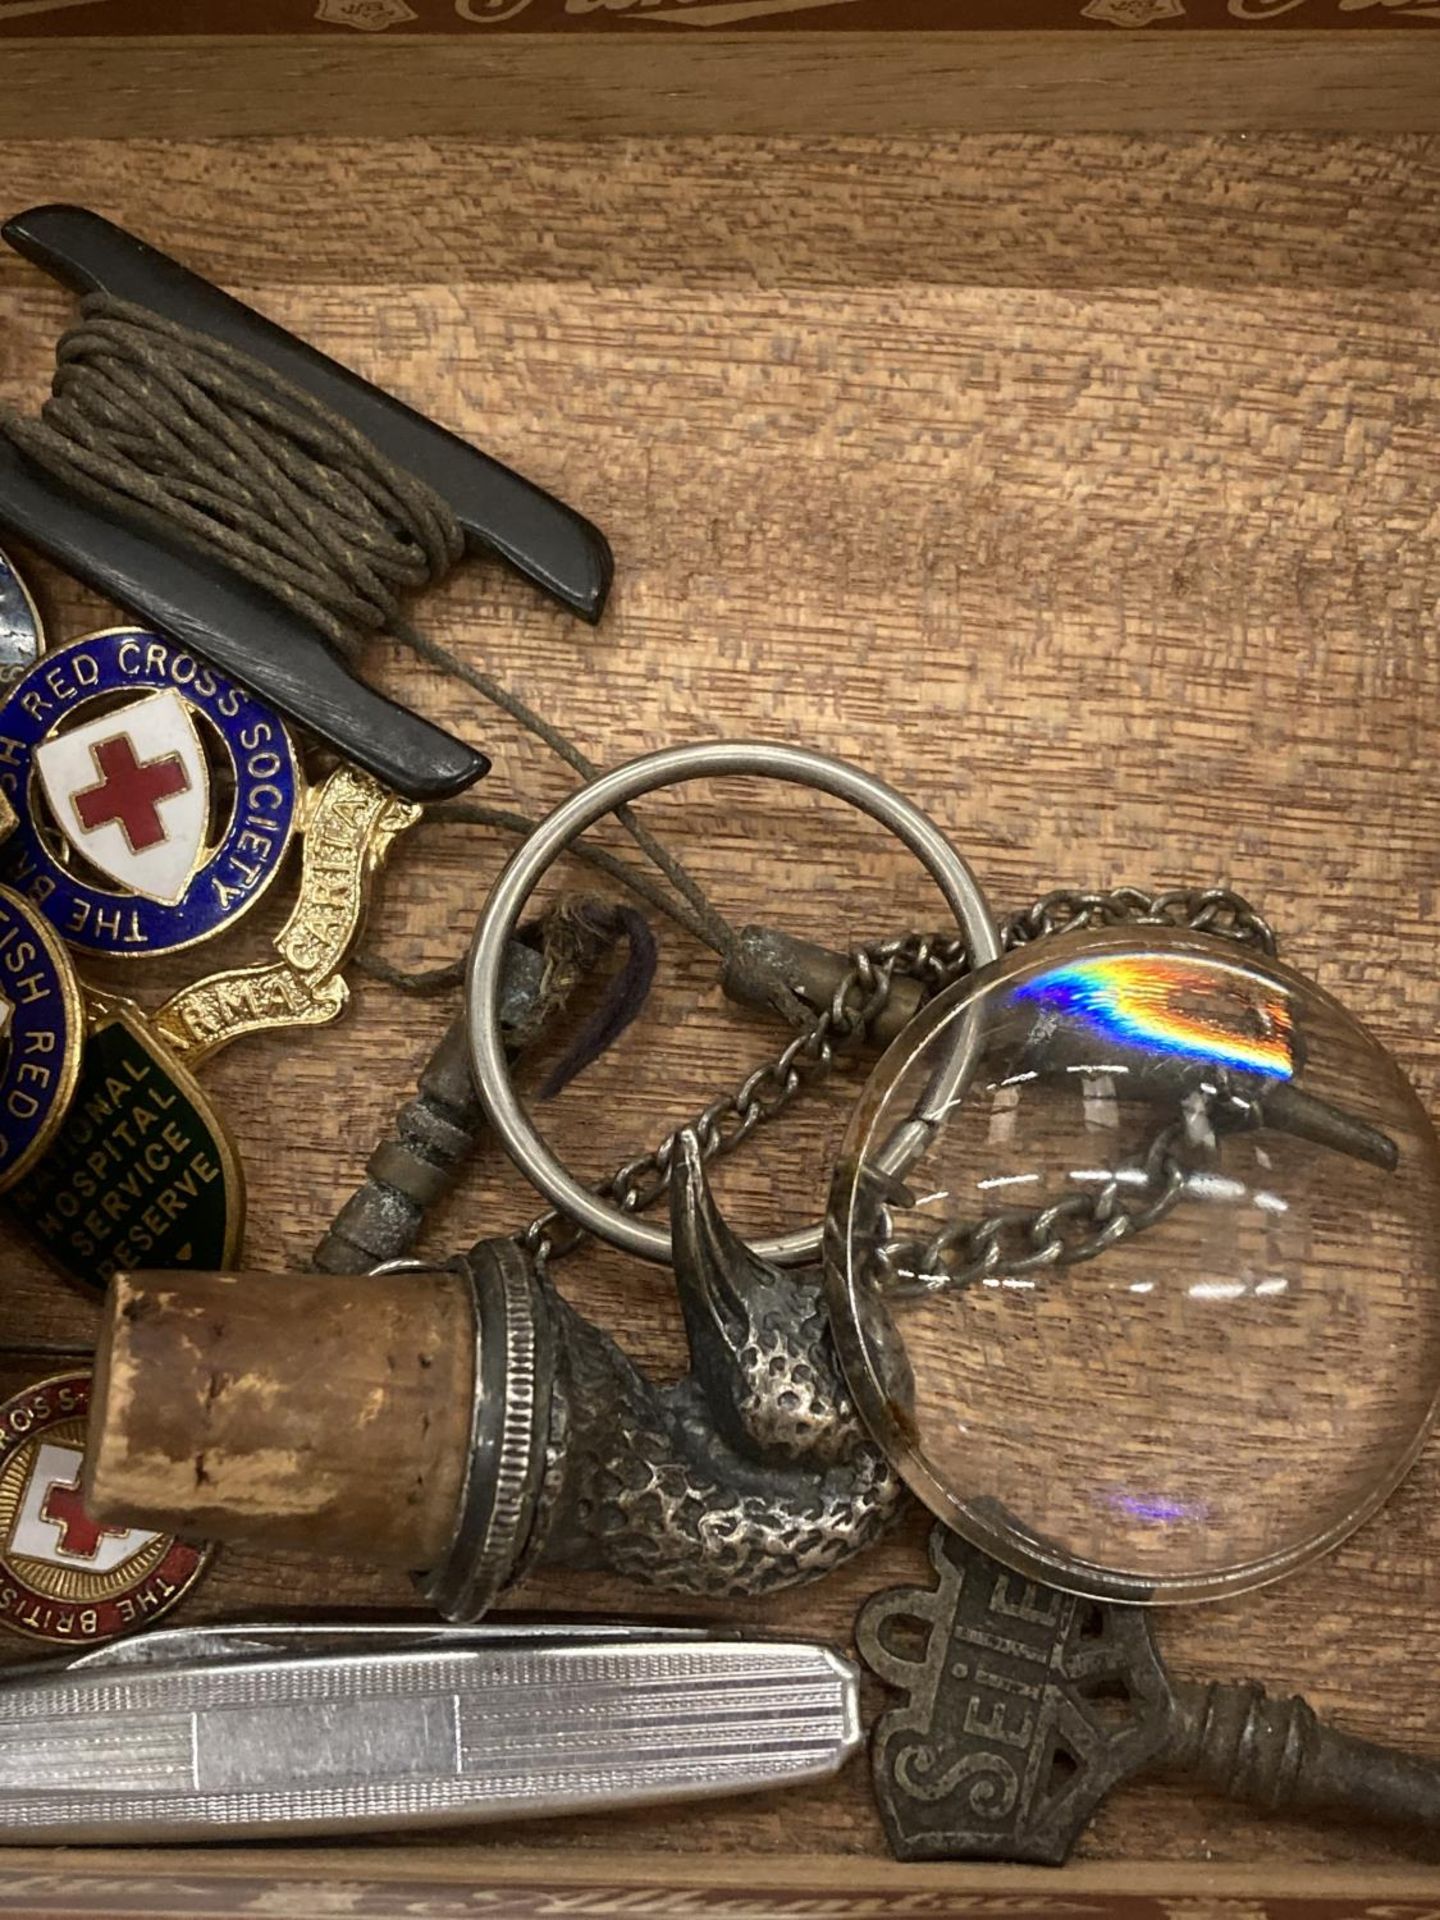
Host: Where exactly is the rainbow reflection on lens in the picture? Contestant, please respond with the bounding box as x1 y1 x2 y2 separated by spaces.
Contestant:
1013 952 1296 1080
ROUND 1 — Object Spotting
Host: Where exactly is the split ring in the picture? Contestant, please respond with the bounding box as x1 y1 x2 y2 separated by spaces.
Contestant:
466 740 1000 1266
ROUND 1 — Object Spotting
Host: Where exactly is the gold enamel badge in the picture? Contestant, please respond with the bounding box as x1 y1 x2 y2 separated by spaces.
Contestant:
0 1371 208 1644
0 629 419 1285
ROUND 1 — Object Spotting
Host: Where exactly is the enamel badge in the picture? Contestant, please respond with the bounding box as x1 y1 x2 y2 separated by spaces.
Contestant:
0 1372 208 1644
0 628 301 956
149 760 419 1064
0 544 43 689
0 624 418 1287
0 883 84 1191
5 757 415 1284
8 995 245 1290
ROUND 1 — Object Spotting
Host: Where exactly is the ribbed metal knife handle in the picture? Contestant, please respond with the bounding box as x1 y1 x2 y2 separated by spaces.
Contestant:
0 1630 860 1842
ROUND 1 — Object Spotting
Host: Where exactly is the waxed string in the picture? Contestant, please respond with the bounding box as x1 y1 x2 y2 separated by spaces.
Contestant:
0 293 802 1020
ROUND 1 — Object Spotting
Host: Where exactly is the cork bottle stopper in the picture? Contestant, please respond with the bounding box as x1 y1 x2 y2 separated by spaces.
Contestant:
86 1267 475 1570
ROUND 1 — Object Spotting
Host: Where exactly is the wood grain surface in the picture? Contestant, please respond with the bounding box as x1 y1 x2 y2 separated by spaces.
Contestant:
4 36 1440 140
0 133 1439 1875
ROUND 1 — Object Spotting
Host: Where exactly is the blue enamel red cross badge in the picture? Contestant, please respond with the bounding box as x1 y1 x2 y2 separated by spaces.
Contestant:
0 629 301 957
0 882 83 1189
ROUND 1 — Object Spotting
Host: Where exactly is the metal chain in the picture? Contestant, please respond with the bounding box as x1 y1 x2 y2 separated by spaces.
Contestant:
873 1116 1194 1300
1002 885 1276 956
525 885 1275 1264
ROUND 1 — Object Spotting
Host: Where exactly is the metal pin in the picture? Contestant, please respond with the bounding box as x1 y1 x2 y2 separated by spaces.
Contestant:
726 928 1399 1174
723 926 927 1049
312 945 544 1275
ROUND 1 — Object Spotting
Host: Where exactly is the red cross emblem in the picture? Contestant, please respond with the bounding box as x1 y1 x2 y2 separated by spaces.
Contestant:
0 1374 209 1645
39 1469 130 1562
72 733 192 855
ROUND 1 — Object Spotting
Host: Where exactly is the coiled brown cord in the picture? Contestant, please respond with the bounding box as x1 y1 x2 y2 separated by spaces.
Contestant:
0 293 803 1018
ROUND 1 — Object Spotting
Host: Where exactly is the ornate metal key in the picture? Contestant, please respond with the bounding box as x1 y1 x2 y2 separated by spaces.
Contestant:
857 1524 1440 1865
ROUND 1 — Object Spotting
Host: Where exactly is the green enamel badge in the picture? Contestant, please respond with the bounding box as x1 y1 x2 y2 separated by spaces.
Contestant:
10 996 245 1289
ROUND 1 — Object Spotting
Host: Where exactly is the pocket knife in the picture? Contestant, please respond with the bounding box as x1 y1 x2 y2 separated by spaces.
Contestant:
0 1621 862 1841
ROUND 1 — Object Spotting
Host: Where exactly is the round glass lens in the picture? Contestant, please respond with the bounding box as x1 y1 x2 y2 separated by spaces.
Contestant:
825 928 1440 1603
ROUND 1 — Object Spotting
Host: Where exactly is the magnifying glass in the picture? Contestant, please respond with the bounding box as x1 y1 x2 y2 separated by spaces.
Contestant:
825 926 1440 1605
465 748 1440 1607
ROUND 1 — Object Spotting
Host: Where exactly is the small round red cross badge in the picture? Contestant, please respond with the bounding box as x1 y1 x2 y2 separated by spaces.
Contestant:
0 1372 208 1645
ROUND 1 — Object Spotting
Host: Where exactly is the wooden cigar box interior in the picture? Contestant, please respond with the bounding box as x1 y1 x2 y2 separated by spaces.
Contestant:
0 114 1437 1916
